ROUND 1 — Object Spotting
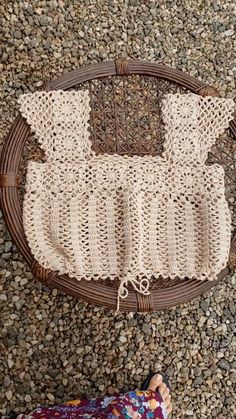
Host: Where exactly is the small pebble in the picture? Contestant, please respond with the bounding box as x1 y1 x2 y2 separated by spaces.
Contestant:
119 336 127 343
47 393 55 402
5 390 12 401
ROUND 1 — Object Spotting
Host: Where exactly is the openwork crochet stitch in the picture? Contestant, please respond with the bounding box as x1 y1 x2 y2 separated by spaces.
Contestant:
18 90 235 311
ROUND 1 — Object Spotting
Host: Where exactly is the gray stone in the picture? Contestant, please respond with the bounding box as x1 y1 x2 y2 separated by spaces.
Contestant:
35 372 43 380
15 299 25 310
193 376 203 386
200 300 209 312
3 376 11 387
228 301 235 315
40 16 49 25
141 323 152 335
115 321 123 329
2 252 11 260
14 31 22 39
1 53 8 62
30 39 37 48
44 42 52 51
18 72 26 80
218 359 230 371
193 366 202 377
4 242 12 252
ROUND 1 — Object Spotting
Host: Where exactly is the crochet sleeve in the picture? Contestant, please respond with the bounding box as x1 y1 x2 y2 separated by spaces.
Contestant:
17 91 52 157
161 93 235 163
198 96 235 160
161 92 202 163
17 89 92 162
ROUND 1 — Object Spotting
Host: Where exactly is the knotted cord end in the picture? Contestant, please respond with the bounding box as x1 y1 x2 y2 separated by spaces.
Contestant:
115 274 151 313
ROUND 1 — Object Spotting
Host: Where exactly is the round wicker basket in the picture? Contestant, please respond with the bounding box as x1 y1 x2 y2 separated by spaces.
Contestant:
0 59 235 312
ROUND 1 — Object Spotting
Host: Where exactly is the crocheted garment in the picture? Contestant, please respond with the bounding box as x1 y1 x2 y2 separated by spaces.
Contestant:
17 90 235 310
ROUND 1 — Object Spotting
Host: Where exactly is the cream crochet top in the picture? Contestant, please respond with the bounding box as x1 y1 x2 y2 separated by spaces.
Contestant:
18 90 235 310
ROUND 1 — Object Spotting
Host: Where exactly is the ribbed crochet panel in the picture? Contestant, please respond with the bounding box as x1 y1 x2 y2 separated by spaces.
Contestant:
18 90 235 310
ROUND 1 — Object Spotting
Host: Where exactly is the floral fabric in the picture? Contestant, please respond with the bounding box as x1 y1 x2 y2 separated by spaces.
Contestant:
18 389 168 418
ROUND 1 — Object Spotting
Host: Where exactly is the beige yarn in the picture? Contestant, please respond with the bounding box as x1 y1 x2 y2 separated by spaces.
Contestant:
17 89 235 311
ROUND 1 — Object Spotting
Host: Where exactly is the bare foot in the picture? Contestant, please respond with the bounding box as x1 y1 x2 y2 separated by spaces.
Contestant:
147 373 173 416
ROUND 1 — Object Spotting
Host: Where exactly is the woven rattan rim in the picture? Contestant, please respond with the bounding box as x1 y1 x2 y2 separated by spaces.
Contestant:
0 59 236 312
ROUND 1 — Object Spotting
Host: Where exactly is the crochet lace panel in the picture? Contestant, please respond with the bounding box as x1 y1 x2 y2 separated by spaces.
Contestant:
18 90 235 310
161 93 235 162
18 89 95 163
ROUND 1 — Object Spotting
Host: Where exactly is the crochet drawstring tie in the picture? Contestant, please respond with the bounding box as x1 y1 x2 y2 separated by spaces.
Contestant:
116 274 150 313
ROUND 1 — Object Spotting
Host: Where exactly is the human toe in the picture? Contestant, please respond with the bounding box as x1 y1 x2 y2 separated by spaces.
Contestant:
147 374 163 392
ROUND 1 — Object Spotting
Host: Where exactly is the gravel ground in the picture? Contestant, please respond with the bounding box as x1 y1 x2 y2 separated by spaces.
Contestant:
0 1 235 418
